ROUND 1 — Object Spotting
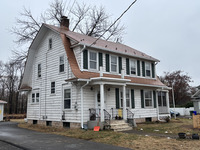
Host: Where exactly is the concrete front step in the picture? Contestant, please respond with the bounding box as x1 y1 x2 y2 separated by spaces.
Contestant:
110 120 133 132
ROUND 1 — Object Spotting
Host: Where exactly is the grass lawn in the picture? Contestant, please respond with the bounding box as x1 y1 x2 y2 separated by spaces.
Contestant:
13 118 200 150
135 118 200 136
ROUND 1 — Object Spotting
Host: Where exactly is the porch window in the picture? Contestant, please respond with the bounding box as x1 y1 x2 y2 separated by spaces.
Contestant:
111 55 117 72
38 64 41 78
64 89 71 109
89 51 97 70
51 82 55 94
59 56 64 73
126 89 130 107
145 62 151 77
130 60 136 75
144 91 152 107
120 89 130 108
32 93 35 103
158 91 167 106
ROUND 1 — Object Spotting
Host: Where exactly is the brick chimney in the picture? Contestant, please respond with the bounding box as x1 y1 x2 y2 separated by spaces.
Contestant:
60 16 69 30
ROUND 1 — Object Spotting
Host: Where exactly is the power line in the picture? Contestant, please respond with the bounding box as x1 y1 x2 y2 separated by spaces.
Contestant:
89 0 137 47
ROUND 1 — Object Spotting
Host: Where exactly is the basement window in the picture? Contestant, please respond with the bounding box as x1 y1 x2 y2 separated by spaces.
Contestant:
46 121 52 126
63 122 70 128
33 120 37 125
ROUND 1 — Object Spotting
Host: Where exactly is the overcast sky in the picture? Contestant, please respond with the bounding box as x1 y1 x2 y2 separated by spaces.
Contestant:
0 0 200 86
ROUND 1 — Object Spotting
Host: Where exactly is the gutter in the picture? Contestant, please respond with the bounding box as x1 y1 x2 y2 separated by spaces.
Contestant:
80 81 90 128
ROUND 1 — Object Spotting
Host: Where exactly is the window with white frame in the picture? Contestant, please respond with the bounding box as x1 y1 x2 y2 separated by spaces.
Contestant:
51 82 55 94
32 92 39 103
89 51 97 69
64 89 71 109
158 91 167 107
111 55 117 72
130 60 137 75
32 93 35 103
59 56 64 73
49 38 52 49
38 64 41 78
120 89 130 108
145 62 151 77
144 91 152 107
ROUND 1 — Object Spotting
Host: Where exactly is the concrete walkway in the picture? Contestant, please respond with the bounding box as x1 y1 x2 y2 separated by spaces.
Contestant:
0 122 130 150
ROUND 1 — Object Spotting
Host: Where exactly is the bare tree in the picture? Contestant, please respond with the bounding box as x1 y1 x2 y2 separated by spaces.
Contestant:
11 0 124 46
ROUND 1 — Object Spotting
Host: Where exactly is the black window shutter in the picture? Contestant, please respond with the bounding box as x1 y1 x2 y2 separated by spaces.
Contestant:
118 57 122 74
99 52 103 69
115 88 120 109
126 58 130 75
152 63 155 78
142 61 145 77
141 90 144 108
131 89 135 109
137 60 140 76
153 91 157 108
83 50 88 69
106 54 110 72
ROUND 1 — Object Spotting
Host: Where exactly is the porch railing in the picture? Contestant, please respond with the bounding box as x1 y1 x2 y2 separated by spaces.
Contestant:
104 109 111 129
89 108 100 121
111 108 123 120
126 108 134 126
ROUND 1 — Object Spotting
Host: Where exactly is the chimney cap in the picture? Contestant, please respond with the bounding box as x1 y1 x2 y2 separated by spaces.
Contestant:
60 16 69 30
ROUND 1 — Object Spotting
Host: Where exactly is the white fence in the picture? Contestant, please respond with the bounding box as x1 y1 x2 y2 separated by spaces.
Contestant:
170 107 194 116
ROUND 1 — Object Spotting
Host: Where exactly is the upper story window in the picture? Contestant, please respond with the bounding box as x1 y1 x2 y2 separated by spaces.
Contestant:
49 38 52 49
32 93 35 103
64 89 71 109
130 60 137 75
59 56 64 73
89 51 97 70
145 62 151 77
111 55 117 72
144 91 152 107
38 64 41 78
36 93 40 103
51 82 55 94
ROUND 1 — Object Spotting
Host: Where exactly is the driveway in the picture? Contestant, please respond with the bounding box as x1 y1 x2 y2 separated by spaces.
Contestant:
0 122 130 150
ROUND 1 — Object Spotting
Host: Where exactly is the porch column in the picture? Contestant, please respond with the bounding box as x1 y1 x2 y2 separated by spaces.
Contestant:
100 83 105 122
166 91 170 113
123 85 127 120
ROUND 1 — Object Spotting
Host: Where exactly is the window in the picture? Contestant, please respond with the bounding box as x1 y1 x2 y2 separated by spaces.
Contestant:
89 51 97 69
59 56 64 72
64 89 71 109
32 93 35 103
144 91 152 107
111 56 117 72
120 89 130 108
38 64 41 78
51 82 55 94
32 92 39 103
36 93 39 102
126 89 130 107
158 91 167 107
49 38 52 49
145 62 151 77
130 60 136 75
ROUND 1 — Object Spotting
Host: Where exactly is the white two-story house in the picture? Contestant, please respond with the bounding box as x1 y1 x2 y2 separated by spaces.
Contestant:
20 16 170 129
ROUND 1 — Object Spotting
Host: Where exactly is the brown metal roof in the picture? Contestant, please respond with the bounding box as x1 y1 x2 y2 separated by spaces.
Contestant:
45 24 159 62
61 33 165 87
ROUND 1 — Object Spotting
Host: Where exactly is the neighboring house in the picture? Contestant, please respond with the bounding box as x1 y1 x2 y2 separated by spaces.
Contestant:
20 16 170 129
192 86 200 114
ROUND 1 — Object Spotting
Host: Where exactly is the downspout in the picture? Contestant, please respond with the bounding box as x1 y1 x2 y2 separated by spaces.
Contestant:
80 81 90 128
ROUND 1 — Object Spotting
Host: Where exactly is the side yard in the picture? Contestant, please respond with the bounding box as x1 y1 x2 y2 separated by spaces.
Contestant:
16 118 200 150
